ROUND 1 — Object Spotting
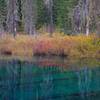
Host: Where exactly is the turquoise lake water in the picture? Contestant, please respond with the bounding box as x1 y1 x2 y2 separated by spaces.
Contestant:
0 57 100 100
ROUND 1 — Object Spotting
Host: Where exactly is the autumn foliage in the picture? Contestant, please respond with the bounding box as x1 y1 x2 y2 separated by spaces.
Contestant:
0 34 100 58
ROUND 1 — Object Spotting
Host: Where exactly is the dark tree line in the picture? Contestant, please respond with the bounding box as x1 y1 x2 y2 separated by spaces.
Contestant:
0 0 100 36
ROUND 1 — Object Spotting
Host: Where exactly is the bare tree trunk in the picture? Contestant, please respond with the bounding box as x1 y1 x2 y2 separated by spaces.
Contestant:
49 0 54 36
86 0 90 36
44 0 54 36
94 0 100 35
72 0 91 35
7 0 18 37
22 0 37 35
86 15 89 36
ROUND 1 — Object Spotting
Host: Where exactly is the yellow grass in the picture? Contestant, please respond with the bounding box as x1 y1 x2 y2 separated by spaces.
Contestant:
0 34 100 58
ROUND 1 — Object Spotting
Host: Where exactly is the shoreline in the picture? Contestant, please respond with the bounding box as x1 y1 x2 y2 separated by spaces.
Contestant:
0 34 100 58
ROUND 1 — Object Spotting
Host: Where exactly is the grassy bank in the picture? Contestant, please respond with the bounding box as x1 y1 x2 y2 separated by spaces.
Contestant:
0 34 100 58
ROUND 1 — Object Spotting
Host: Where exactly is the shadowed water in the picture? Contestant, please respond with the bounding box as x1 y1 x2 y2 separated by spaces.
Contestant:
0 57 100 100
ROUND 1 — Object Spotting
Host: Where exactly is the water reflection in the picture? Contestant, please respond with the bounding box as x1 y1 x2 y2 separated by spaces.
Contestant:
0 58 100 100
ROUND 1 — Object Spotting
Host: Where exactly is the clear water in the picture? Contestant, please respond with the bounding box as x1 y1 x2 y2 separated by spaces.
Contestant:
0 57 100 100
